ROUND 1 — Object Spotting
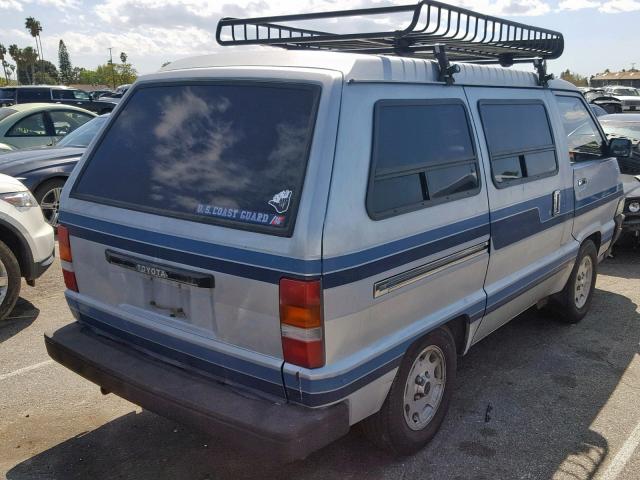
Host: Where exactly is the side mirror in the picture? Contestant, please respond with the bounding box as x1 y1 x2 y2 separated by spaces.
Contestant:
608 137 632 158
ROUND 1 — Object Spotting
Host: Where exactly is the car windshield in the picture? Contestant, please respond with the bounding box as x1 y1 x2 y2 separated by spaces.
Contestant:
0 107 18 121
612 88 639 96
600 121 640 141
57 115 109 148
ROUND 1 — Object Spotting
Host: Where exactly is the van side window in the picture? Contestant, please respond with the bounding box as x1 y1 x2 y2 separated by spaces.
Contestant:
367 101 480 219
556 96 607 162
479 101 557 187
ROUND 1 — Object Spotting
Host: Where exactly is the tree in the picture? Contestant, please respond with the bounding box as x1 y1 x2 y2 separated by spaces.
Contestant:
8 44 20 83
34 60 58 84
0 44 8 84
25 17 43 84
560 69 588 87
120 51 127 64
75 63 137 86
58 39 73 84
20 47 38 84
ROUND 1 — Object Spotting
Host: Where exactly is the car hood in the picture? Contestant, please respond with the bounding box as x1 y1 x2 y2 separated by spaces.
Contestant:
0 146 84 176
0 173 28 193
613 96 640 102
621 174 640 197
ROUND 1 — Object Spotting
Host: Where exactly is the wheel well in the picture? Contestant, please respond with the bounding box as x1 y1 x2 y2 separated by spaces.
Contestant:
584 231 601 252
0 222 29 277
33 175 68 196
443 316 467 355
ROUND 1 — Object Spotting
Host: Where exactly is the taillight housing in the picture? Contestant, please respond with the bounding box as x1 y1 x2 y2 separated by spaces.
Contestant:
58 225 78 292
279 278 324 368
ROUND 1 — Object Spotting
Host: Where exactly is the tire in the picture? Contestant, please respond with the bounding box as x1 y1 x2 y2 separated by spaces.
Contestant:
553 240 598 324
362 327 457 455
34 178 66 227
0 240 21 321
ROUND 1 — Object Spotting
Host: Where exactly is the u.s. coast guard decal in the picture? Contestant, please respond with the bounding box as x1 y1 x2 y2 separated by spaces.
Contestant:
268 189 292 214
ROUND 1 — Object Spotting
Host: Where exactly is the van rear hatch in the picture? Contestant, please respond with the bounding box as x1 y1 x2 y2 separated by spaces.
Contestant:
60 76 336 398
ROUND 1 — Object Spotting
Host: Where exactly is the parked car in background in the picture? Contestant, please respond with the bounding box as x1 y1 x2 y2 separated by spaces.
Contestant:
97 84 130 104
0 86 117 114
590 104 608 117
583 89 623 114
0 104 96 152
599 113 640 243
89 90 113 101
0 173 54 320
0 115 109 226
604 86 640 112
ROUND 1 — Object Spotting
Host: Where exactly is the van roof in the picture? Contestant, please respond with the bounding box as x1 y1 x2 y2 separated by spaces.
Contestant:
158 49 576 90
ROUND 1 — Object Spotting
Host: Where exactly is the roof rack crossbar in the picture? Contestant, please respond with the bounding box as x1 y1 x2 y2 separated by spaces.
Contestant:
216 0 563 84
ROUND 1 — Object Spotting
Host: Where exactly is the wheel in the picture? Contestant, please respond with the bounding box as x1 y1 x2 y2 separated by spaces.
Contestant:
362 327 457 455
34 178 65 227
553 240 598 323
0 240 21 321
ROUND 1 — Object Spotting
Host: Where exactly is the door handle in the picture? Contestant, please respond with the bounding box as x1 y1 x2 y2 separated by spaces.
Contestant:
552 190 561 216
577 177 588 186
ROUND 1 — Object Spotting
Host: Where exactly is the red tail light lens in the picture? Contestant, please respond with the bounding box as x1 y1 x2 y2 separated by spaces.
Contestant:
280 278 324 369
58 224 78 292
62 268 78 292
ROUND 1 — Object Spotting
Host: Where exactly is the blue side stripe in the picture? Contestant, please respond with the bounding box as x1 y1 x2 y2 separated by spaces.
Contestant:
67 296 286 398
60 211 321 276
323 214 490 272
575 185 622 215
486 249 577 313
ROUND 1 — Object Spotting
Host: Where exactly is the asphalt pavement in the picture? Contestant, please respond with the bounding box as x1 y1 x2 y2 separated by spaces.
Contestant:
1 246 639 480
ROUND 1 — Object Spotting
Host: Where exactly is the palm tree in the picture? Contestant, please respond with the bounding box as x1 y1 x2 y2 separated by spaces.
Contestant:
25 17 44 83
21 47 38 85
8 44 20 84
0 44 8 84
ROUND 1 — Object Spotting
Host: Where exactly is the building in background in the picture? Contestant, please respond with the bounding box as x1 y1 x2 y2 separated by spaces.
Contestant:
590 70 640 88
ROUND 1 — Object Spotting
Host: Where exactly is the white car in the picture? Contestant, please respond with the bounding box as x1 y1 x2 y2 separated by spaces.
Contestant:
0 173 54 320
604 86 640 112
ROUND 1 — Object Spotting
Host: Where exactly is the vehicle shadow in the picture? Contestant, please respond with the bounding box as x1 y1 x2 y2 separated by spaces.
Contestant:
0 298 39 343
6 258 639 480
601 244 640 280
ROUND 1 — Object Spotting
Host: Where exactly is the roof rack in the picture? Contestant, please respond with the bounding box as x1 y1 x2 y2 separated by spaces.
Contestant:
215 0 563 85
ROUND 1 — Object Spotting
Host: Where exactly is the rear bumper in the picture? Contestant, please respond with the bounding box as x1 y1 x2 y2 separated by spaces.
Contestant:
45 322 350 462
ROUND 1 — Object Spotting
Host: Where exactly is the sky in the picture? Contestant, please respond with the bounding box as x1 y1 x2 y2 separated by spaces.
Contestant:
0 0 638 78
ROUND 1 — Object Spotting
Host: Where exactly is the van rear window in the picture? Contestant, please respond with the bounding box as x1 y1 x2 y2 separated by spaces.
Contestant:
72 82 320 235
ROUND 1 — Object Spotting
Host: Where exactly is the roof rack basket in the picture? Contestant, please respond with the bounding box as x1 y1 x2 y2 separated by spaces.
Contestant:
216 0 563 85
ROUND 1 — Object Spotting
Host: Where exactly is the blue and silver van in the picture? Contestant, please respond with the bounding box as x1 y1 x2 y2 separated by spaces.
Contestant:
45 2 630 461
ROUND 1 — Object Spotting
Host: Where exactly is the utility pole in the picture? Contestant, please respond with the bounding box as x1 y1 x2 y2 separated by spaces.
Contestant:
108 47 115 89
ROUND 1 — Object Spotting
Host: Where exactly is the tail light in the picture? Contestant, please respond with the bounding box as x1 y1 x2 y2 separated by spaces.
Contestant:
58 225 78 292
279 278 324 368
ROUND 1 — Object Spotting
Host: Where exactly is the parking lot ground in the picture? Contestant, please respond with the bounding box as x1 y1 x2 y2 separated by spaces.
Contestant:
1 248 639 480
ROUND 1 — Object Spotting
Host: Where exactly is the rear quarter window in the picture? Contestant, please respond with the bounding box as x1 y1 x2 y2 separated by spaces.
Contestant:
71 82 320 236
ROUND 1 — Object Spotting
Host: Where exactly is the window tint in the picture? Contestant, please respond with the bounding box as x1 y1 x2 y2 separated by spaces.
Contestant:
72 83 319 235
49 110 93 136
51 90 75 100
368 101 480 218
16 88 50 102
375 104 475 172
73 90 91 100
0 107 18 122
0 89 16 101
479 101 557 186
481 103 553 155
7 113 48 137
556 96 607 162
57 115 108 147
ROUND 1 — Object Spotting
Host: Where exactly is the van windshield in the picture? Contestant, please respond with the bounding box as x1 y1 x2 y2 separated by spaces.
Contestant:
72 82 320 235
